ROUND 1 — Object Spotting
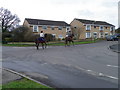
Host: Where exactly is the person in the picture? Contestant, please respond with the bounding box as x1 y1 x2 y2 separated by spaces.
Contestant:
67 31 72 37
39 31 45 42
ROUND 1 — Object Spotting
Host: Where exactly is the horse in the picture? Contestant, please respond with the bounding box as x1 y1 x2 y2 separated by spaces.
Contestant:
35 38 47 50
65 34 74 46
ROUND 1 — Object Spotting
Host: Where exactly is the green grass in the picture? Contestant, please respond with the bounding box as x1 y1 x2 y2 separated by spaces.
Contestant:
2 40 97 47
2 78 54 89
3 43 34 47
0 85 2 90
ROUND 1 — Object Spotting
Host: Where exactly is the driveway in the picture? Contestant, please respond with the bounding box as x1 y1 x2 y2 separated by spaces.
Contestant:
2 41 118 88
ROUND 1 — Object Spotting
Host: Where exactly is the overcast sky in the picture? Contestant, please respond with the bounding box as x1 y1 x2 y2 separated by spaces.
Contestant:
0 0 119 28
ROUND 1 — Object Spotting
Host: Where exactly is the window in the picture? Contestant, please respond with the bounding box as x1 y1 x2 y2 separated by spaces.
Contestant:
66 27 71 32
74 27 77 29
99 26 104 30
52 34 56 37
93 32 97 38
86 25 91 30
67 27 70 30
58 35 63 39
94 26 97 28
99 32 104 38
86 32 91 38
110 27 114 31
105 32 108 37
105 27 108 29
42 26 47 30
33 25 38 32
58 27 62 30
51 26 55 30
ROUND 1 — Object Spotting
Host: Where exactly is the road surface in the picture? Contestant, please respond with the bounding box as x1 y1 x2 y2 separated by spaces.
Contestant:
2 41 118 88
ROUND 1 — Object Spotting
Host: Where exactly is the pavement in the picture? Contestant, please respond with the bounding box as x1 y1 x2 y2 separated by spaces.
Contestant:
2 68 22 84
109 43 120 53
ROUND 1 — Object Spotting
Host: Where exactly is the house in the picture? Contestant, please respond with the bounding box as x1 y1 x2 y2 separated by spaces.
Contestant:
70 18 115 40
23 18 71 39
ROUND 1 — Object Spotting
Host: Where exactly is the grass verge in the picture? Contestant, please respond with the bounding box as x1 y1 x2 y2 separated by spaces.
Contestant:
2 40 97 47
2 78 54 89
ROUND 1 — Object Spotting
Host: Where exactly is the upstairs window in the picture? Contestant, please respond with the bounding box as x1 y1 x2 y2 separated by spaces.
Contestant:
105 27 108 29
66 27 71 32
33 25 38 32
86 25 91 30
110 27 114 31
42 26 47 30
58 27 62 30
99 26 104 31
51 26 55 30
94 26 97 28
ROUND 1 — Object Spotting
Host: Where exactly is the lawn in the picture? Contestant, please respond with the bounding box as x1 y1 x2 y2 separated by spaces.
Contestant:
2 40 97 47
2 78 54 89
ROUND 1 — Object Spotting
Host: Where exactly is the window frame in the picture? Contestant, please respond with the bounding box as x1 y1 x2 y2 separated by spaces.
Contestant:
42 26 47 30
99 26 104 31
105 32 109 37
110 26 114 31
33 25 38 32
51 26 55 30
86 25 91 30
58 26 63 30
58 35 63 39
86 32 91 38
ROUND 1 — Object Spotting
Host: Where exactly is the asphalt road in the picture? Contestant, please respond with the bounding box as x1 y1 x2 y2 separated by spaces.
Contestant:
2 41 118 88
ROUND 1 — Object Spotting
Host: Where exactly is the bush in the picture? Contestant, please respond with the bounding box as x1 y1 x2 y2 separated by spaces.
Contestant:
62 38 65 40
5 38 12 42
45 34 55 42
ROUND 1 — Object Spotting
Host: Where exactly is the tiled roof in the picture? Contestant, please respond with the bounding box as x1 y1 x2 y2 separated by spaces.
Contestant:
25 18 70 26
75 18 115 26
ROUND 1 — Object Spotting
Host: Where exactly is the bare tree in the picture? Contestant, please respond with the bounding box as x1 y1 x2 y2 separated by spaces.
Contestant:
0 7 20 32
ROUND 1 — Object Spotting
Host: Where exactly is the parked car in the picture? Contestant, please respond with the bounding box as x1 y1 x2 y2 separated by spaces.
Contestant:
106 34 120 41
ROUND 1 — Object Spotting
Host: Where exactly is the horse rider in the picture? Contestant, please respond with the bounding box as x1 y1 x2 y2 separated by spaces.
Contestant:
66 31 72 38
39 31 45 42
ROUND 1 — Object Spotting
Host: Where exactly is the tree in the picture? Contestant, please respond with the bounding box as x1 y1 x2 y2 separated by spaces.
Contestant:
0 7 20 43
116 28 120 33
0 7 20 32
12 26 35 42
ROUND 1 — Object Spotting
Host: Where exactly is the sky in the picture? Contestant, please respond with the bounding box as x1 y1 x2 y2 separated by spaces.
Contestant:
0 0 119 28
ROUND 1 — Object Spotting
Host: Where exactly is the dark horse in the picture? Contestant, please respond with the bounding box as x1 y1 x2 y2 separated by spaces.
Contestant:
35 38 47 50
65 34 74 46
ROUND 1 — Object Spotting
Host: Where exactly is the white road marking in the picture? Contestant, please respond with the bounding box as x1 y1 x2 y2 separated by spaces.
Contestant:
75 66 118 80
107 65 118 68
105 75 118 80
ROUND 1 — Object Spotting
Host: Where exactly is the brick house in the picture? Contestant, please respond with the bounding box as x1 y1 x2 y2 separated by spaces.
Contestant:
70 18 115 40
23 18 71 39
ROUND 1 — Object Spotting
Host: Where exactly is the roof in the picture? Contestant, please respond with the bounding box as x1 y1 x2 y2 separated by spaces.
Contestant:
25 18 70 26
75 18 115 26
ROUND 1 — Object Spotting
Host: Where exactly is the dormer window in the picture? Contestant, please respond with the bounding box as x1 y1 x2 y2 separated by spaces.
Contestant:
33 25 38 32
86 25 91 30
